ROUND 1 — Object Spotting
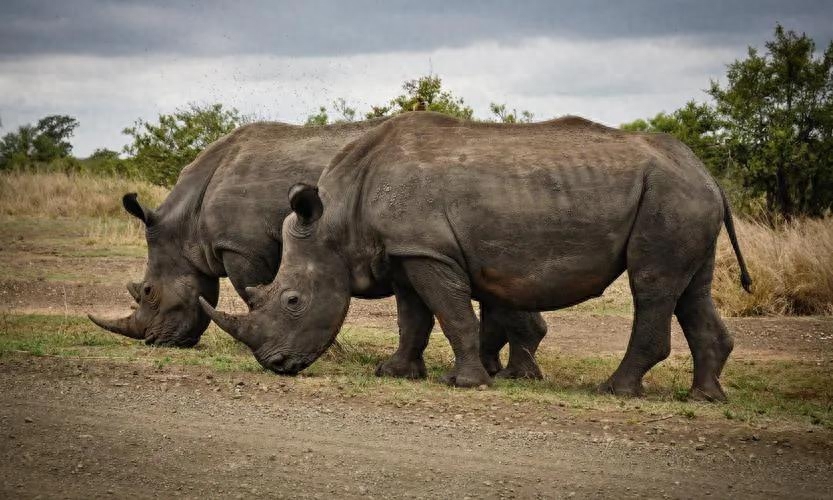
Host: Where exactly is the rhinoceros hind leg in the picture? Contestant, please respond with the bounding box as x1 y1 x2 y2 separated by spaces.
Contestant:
603 184 723 397
478 309 506 376
499 309 547 380
401 258 492 388
480 304 547 379
675 248 732 403
601 284 678 397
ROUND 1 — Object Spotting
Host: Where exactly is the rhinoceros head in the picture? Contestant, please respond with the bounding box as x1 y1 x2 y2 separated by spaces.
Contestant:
89 193 220 347
200 183 350 373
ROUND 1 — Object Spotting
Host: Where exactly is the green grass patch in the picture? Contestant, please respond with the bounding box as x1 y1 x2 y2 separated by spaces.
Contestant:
1 312 830 429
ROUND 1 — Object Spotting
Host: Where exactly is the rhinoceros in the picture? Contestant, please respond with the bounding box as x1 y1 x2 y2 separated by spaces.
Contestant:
201 112 751 399
88 117 547 379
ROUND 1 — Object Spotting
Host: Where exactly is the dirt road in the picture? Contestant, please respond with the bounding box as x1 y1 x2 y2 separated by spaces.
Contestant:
2 357 832 499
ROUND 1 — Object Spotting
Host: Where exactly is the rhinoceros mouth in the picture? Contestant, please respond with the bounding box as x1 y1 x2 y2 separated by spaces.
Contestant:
260 353 315 375
142 316 203 348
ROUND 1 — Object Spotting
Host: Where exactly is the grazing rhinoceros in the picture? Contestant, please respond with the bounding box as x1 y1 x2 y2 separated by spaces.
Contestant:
201 112 751 399
89 117 546 379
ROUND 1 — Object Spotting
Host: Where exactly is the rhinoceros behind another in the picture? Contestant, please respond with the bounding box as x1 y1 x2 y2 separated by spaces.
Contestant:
89 117 547 379
202 112 751 399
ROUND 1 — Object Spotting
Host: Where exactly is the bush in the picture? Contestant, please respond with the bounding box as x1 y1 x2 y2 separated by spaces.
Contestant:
714 217 833 315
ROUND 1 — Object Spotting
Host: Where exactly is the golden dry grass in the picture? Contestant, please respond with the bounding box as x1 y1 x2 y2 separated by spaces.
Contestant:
0 171 168 218
714 217 833 316
2 172 831 316
82 217 147 246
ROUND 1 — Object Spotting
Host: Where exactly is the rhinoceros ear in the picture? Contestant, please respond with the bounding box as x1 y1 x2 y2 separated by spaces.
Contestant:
122 192 154 225
288 183 323 225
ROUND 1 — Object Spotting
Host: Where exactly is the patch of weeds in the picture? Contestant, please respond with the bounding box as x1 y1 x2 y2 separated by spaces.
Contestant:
679 408 697 419
209 355 236 372
0 339 47 356
153 356 172 370
672 387 690 401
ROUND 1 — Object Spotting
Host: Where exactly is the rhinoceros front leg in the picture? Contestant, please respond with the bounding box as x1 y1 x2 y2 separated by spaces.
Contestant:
401 258 492 388
482 305 547 380
375 283 433 380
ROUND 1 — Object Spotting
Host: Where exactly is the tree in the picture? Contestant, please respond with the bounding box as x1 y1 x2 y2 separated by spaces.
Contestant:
620 101 727 176
305 98 357 126
387 75 474 119
305 106 329 127
332 98 356 123
708 24 833 218
0 115 78 169
311 76 473 124
489 103 534 124
0 125 36 169
123 103 244 186
32 115 79 161
80 148 135 177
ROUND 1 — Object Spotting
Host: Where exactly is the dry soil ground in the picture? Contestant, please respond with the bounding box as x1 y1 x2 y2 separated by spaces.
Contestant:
1 217 832 498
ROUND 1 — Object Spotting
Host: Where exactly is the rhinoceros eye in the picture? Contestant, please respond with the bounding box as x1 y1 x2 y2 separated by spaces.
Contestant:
144 285 152 296
280 290 304 312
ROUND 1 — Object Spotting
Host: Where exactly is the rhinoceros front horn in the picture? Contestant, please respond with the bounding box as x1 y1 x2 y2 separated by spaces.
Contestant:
88 313 144 339
127 282 142 303
199 297 250 345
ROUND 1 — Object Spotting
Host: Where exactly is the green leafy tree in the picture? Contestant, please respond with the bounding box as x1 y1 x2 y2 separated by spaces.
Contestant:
620 101 727 176
81 148 136 177
123 103 244 186
0 115 79 169
32 115 79 161
708 25 833 218
305 106 329 126
388 75 474 119
365 105 391 119
0 125 36 169
318 76 475 122
489 103 534 124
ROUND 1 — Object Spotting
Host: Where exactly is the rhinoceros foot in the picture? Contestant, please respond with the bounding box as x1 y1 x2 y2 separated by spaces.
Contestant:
495 363 543 380
688 383 728 403
375 355 427 379
480 354 503 377
440 364 493 388
596 377 645 398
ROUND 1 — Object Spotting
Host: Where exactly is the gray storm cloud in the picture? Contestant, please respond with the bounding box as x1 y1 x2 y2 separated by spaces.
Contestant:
1 1 830 156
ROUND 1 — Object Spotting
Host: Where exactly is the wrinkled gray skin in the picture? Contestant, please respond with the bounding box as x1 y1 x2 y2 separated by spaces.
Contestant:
90 117 546 378
202 112 751 400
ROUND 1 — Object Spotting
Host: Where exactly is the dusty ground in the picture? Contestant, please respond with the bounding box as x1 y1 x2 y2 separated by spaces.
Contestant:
1 217 833 498
2 357 832 499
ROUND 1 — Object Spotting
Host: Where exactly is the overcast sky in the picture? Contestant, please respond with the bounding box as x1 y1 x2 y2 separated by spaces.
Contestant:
2 0 832 156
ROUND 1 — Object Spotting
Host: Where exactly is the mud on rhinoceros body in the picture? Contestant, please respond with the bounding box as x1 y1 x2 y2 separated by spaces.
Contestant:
202 112 751 400
89 117 548 379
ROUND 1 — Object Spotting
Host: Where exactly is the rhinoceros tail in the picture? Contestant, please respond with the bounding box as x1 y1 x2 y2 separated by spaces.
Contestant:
718 186 752 293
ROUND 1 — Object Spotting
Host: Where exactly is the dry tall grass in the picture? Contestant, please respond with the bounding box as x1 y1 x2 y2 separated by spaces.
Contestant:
82 217 148 246
2 172 831 316
714 217 833 316
0 171 168 218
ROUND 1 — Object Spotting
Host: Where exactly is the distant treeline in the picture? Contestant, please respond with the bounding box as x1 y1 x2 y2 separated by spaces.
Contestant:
1 25 830 221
